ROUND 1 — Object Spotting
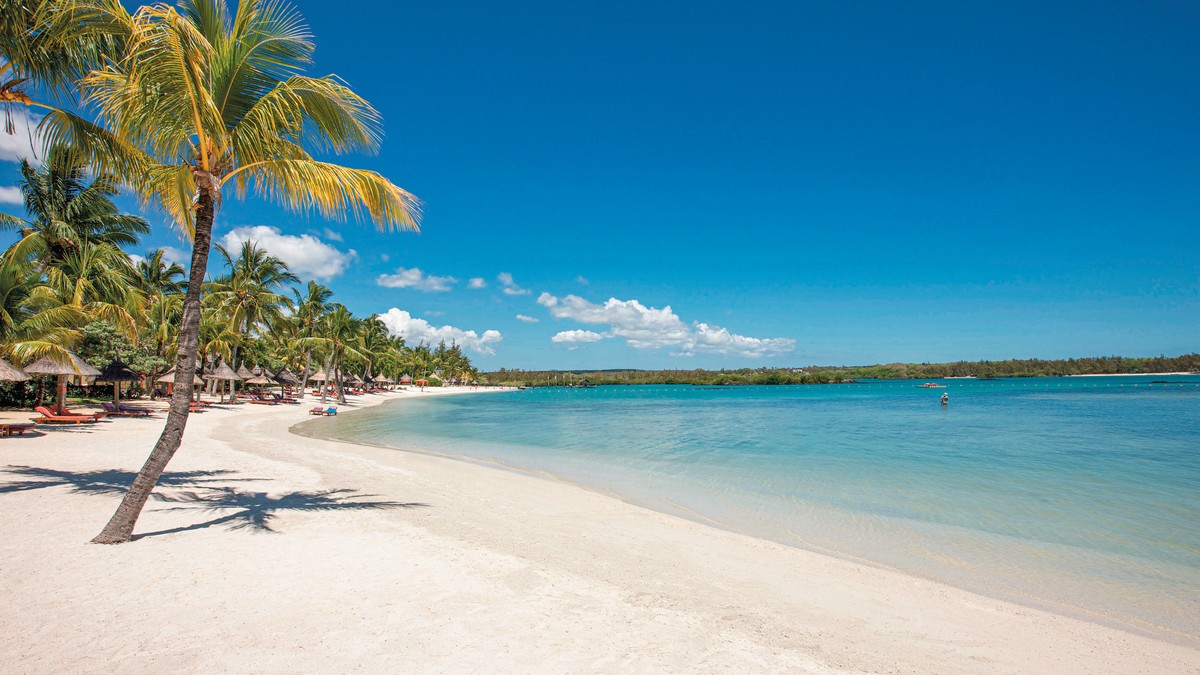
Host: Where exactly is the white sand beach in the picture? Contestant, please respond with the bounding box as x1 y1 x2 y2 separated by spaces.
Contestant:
1 389 1197 673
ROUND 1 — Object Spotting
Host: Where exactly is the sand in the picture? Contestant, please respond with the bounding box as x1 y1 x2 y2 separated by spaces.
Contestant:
0 389 1197 673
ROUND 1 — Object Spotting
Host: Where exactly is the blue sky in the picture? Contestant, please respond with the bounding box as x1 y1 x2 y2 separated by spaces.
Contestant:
2 0 1197 369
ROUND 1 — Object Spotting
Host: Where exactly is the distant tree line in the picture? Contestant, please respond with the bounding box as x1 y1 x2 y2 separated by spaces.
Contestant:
484 354 1200 387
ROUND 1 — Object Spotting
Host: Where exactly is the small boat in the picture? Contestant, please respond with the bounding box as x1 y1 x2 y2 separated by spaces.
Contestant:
915 383 947 388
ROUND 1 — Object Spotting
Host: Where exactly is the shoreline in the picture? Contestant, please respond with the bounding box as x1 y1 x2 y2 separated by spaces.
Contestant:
1 388 1197 671
295 392 1199 648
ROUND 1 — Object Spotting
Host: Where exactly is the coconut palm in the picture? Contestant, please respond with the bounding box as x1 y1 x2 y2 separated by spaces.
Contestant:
2 144 149 271
207 241 296 369
0 0 124 111
292 280 331 392
135 248 186 300
297 304 367 405
69 0 421 544
355 315 389 381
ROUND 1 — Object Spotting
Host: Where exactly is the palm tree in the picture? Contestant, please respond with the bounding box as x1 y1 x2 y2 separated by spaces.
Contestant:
293 280 331 393
298 304 367 405
1 0 123 112
72 0 420 544
135 249 186 300
0 141 146 365
207 241 296 371
356 315 389 382
2 146 149 264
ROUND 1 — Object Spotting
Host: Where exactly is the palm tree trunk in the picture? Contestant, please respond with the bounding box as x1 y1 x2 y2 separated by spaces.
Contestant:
301 347 311 398
320 352 333 405
335 356 347 404
92 181 217 544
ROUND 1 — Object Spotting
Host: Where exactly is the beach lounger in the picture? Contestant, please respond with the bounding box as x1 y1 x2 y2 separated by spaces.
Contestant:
0 423 36 436
102 402 151 417
118 403 154 415
33 406 100 425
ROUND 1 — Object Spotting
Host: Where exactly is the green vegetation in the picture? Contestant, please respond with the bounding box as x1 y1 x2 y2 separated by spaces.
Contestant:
0 0 457 544
485 354 1200 387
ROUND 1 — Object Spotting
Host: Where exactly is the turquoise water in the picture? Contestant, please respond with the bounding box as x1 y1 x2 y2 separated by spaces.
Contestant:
303 377 1200 641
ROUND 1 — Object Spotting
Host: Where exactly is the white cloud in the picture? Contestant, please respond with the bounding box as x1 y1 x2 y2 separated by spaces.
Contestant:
537 292 795 357
377 308 503 355
376 267 457 292
467 277 487 289
220 225 355 280
322 227 343 242
551 329 603 343
515 314 539 323
576 275 589 285
425 310 445 317
128 253 146 266
0 186 22 205
0 112 44 164
160 246 190 267
498 272 530 296
380 253 390 262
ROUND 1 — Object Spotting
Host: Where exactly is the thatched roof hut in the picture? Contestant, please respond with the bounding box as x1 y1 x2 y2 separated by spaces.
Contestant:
205 361 241 381
0 358 30 382
24 351 101 378
157 368 204 386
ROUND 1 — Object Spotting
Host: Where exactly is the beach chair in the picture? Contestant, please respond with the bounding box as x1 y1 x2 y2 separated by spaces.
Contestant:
102 402 151 417
0 423 36 436
118 403 154 415
33 406 100 425
309 406 327 415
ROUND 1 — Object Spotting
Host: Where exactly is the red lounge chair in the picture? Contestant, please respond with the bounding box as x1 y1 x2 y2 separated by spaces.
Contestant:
33 406 100 424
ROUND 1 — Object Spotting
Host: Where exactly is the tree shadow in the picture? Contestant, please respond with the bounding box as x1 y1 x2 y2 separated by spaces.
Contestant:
0 465 252 496
135 487 428 538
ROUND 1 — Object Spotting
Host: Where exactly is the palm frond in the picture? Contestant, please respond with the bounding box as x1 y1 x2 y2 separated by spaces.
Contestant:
235 158 420 232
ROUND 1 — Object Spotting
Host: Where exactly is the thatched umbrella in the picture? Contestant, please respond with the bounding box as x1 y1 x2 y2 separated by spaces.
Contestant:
242 374 275 390
156 368 205 402
157 368 204 387
236 364 254 379
400 374 413 384
95 358 142 406
204 360 242 402
275 368 301 397
308 368 328 382
24 351 101 414
0 358 30 382
276 368 301 385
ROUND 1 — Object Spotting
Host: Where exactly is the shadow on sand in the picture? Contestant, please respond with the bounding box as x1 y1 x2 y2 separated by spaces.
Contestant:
0 465 428 539
136 487 428 538
0 465 249 496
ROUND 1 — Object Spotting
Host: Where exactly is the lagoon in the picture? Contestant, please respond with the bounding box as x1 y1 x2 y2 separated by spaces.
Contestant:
308 376 1200 642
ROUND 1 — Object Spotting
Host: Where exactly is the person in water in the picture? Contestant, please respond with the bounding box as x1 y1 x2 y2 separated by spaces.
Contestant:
941 392 949 406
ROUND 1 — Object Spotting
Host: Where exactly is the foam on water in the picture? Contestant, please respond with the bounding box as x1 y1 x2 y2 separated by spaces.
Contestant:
301 377 1200 642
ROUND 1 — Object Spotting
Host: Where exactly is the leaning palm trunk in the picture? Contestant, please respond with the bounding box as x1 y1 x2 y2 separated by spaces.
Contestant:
92 184 216 544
